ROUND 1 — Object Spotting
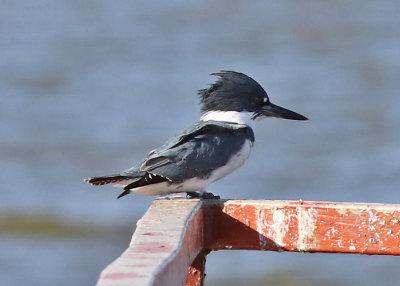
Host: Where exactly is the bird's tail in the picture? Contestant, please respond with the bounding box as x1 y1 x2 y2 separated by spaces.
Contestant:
84 174 134 186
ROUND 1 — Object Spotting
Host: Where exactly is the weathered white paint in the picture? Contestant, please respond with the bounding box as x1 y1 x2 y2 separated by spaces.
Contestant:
367 208 378 232
269 209 289 247
297 206 317 251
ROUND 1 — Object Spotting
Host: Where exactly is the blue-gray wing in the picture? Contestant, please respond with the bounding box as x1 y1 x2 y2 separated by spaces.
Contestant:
135 121 254 182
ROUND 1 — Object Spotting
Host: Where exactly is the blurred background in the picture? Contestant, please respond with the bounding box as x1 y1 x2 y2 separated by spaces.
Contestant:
1 1 400 285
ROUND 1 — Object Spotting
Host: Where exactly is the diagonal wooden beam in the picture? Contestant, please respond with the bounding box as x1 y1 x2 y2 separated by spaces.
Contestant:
96 199 204 286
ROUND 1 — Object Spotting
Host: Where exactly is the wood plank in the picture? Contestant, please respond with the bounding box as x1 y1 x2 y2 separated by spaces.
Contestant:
205 200 400 255
96 199 204 286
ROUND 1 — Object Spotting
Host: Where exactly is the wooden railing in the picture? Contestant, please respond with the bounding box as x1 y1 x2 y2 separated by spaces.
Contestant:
96 199 400 286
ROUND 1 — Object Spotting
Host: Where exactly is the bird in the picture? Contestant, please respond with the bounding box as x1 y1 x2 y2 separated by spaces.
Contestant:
84 71 307 199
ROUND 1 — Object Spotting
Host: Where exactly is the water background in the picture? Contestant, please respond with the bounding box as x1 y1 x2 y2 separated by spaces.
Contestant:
1 1 400 285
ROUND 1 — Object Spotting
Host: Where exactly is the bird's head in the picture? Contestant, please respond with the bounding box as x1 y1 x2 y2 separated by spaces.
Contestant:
199 71 307 125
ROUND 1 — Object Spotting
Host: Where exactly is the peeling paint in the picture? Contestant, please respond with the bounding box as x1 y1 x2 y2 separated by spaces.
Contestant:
269 209 289 247
336 208 350 215
367 208 379 224
326 226 338 239
297 206 317 251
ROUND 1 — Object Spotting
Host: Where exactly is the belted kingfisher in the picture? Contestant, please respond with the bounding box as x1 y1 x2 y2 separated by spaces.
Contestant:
84 71 307 199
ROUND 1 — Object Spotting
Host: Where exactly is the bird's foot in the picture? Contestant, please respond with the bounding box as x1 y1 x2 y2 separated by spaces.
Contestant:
186 192 200 198
201 192 220 199
186 191 220 200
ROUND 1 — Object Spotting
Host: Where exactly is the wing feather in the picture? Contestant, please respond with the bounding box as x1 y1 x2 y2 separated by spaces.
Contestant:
138 121 253 182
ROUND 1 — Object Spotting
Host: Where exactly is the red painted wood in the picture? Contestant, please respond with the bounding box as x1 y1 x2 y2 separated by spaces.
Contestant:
185 249 210 286
96 199 204 286
204 200 400 255
96 199 400 286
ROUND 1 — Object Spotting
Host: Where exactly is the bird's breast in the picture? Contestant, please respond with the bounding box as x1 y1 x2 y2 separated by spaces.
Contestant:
208 138 253 182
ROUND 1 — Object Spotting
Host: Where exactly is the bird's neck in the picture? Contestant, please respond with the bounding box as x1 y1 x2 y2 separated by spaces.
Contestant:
200 111 254 127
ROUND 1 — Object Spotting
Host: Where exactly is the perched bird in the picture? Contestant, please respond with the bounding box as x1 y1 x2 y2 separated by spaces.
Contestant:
84 71 307 199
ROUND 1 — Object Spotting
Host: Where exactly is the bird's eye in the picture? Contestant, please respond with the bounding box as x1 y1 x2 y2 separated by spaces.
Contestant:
263 97 268 103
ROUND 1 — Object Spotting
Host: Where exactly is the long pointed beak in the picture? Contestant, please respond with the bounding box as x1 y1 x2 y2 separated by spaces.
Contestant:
257 103 308 120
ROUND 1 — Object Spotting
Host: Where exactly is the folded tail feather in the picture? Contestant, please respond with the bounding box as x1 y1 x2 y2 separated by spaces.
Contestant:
84 175 134 186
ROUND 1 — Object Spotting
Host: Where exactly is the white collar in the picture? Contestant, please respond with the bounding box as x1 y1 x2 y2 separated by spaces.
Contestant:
200 111 254 127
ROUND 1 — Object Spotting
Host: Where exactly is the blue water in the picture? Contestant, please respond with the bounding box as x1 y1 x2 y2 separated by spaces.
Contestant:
1 1 400 285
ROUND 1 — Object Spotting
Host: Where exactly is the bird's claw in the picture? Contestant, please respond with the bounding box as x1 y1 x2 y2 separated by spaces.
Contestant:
186 191 220 200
